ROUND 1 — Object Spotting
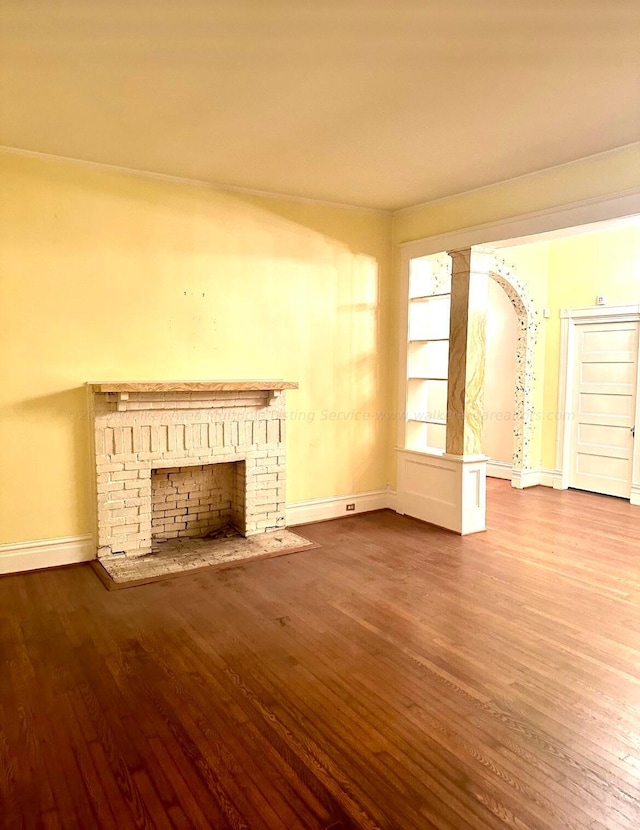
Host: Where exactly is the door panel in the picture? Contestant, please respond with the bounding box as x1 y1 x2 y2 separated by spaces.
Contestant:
578 391 634 418
581 326 637 355
570 321 638 498
575 452 629 480
580 361 635 387
578 422 631 453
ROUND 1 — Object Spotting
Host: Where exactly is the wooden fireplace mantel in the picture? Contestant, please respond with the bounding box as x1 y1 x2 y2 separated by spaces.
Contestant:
87 380 298 413
88 380 299 394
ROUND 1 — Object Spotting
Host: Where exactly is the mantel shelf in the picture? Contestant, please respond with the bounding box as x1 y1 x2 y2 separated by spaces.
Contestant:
89 381 299 394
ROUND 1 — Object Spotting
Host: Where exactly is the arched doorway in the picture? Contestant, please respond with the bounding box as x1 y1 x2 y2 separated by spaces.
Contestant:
486 254 538 487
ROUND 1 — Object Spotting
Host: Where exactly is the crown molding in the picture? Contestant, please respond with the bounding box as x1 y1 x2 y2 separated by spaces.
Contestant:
394 141 640 217
397 187 640 259
0 145 391 216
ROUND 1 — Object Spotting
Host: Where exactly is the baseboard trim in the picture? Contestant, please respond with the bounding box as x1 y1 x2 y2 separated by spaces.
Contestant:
487 463 563 489
511 468 541 489
486 460 512 480
286 489 396 526
541 468 564 488
0 534 95 576
0 490 400 575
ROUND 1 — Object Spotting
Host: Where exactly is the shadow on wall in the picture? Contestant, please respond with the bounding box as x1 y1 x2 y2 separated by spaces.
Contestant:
0 152 393 542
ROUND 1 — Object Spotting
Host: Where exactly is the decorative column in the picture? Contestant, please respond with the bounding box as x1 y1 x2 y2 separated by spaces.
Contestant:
446 247 491 456
434 246 491 533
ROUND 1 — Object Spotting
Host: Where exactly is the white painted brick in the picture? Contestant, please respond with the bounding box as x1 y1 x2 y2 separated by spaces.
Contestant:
255 502 278 513
136 451 159 462
109 532 139 544
99 514 126 527
266 420 280 443
97 481 124 495
255 471 278 481
91 386 294 549
112 470 139 482
94 430 106 455
120 532 147 542
102 498 125 511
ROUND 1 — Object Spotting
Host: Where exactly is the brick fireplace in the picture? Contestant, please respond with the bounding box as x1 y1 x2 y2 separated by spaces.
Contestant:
150 461 246 541
87 381 298 560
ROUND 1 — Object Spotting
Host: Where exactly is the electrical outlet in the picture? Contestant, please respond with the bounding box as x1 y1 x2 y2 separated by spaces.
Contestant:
596 295 607 306
346 503 356 511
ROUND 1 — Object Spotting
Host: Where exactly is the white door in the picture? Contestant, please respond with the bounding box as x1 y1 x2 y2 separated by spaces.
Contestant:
569 320 639 498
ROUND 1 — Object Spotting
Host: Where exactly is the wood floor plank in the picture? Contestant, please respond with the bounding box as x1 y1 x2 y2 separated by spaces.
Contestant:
3 480 640 827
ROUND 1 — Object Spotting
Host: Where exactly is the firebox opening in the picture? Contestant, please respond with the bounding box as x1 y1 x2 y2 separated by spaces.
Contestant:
150 461 246 547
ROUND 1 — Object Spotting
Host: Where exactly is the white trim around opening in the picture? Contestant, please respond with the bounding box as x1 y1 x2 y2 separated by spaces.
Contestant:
554 304 640 503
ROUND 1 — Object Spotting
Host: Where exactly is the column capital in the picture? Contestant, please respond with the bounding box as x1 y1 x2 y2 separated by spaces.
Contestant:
447 246 495 272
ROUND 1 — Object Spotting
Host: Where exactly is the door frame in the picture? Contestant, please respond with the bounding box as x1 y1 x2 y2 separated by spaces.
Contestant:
554 303 640 503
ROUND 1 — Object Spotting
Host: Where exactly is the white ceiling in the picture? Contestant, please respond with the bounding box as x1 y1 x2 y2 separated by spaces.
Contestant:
1 1 639 210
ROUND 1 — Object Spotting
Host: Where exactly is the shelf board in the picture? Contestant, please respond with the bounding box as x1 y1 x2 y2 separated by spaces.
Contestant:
405 445 446 456
409 293 451 301
408 418 446 426
408 337 450 343
407 376 448 382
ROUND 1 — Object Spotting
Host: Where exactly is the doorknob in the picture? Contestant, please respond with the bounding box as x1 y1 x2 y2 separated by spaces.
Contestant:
632 427 636 438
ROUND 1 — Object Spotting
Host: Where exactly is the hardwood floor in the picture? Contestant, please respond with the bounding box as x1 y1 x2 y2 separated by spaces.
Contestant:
3 480 640 829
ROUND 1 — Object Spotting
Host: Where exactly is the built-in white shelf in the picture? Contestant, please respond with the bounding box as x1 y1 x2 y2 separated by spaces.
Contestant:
403 254 453 455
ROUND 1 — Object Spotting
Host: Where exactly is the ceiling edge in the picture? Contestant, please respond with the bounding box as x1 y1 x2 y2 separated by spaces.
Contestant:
0 144 392 216
3 140 638 218
398 187 640 259
394 141 640 217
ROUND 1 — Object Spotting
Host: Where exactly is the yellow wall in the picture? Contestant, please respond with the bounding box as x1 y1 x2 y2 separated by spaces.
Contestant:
542 224 640 468
477 225 640 473
391 142 640 480
0 151 393 545
2 145 638 547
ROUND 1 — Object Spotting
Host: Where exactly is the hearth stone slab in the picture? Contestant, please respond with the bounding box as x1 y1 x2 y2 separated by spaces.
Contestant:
95 529 317 586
